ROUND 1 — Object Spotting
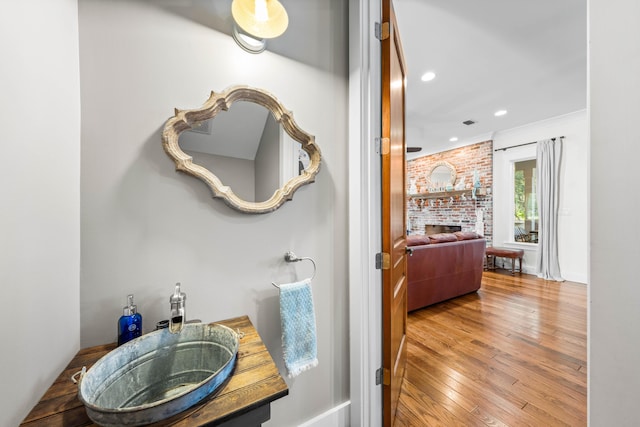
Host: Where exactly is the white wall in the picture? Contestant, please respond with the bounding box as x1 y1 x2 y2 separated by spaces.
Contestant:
0 1 81 425
493 110 588 283
78 1 348 426
183 150 256 202
589 0 640 424
255 115 281 202
348 0 383 425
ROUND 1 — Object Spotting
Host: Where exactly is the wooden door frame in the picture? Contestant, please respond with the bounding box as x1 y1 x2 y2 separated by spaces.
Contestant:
381 0 408 423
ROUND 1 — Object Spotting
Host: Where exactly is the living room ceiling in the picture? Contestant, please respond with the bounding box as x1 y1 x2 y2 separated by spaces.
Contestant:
394 0 587 158
154 0 586 159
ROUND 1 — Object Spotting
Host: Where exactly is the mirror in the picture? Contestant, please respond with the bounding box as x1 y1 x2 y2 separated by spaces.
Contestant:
162 86 321 214
427 161 456 191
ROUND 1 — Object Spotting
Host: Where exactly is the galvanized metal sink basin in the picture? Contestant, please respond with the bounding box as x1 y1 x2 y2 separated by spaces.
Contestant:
77 323 239 426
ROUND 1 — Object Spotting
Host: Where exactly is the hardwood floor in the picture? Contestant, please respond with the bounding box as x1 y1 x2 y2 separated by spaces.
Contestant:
396 271 587 426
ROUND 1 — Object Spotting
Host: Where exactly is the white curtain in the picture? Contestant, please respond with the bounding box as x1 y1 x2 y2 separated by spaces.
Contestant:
536 138 564 281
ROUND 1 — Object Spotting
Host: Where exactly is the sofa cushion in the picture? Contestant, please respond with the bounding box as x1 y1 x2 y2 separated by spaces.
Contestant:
454 231 480 240
407 234 431 246
428 233 458 244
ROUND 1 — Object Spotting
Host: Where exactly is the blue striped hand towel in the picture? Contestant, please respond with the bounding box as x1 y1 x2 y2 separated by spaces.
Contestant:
279 278 318 378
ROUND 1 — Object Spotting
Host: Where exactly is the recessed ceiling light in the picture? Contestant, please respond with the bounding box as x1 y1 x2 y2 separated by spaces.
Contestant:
494 110 508 117
421 71 436 82
449 137 458 142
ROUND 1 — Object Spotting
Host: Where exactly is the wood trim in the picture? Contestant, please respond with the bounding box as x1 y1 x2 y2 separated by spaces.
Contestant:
381 1 408 426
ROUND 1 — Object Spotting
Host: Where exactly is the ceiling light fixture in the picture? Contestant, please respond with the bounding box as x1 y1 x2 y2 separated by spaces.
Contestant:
449 137 458 142
231 0 288 53
421 71 436 82
232 25 267 53
494 109 508 117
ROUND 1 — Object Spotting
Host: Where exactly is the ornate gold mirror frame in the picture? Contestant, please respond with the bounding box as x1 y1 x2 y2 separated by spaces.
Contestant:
162 86 321 214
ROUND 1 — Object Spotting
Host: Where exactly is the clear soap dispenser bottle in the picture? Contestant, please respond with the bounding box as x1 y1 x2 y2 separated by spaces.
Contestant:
169 283 186 334
118 294 142 346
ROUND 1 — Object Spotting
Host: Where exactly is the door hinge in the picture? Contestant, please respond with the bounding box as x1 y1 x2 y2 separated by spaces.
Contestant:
375 137 390 155
375 21 390 41
375 252 390 270
375 367 391 385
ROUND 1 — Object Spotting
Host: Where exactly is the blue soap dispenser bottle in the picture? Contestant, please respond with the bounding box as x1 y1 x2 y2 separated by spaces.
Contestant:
118 294 142 346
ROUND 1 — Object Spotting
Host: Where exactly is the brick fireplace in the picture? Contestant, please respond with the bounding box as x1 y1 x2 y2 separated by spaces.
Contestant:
425 224 462 235
407 140 493 245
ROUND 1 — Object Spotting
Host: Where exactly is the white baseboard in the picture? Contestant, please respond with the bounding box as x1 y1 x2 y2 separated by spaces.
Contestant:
519 263 587 284
559 271 587 284
491 260 587 285
298 401 351 427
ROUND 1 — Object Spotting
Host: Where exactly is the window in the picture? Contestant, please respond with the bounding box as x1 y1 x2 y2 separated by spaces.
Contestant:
513 159 538 243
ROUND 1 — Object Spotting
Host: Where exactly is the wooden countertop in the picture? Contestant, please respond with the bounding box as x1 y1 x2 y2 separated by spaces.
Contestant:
20 315 288 426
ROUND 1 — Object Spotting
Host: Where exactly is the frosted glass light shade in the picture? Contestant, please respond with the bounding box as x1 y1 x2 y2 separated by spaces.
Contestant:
231 0 289 39
232 24 266 53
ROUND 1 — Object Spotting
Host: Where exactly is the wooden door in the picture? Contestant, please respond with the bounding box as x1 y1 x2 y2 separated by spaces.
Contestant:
381 0 407 425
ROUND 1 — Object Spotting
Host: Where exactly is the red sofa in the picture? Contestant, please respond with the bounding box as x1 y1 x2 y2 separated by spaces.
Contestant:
406 231 486 311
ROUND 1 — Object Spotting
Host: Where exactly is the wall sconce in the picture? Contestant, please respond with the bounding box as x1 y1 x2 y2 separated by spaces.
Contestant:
231 0 289 54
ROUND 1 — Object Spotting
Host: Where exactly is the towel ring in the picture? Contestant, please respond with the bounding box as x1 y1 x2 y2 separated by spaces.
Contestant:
272 251 317 288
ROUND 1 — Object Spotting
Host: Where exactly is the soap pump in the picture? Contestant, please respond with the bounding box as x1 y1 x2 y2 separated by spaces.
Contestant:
117 294 142 346
169 283 186 334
